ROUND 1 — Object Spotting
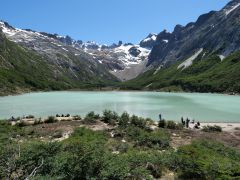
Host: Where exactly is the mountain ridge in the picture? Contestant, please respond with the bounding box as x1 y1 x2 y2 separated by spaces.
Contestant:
1 0 240 94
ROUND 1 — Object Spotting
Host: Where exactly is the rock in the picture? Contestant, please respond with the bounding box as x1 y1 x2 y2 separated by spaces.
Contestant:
128 46 141 57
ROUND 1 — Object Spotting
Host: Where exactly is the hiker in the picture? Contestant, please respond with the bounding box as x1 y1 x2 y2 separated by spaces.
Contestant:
181 117 186 126
197 121 200 126
10 116 16 121
186 118 190 128
159 114 162 121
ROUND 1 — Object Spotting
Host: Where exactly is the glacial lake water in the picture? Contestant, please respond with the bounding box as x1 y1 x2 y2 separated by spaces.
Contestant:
0 91 240 122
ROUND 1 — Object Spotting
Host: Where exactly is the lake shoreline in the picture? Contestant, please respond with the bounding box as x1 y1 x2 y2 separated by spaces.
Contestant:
1 88 240 98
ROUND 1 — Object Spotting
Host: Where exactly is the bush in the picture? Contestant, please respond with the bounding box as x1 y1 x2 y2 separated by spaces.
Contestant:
52 131 63 138
26 115 35 119
202 125 222 132
73 115 81 121
45 116 57 123
65 114 70 117
137 130 170 149
119 112 130 127
83 111 100 124
173 140 240 179
130 115 147 129
166 121 183 130
17 120 28 127
102 110 119 125
34 118 42 125
158 119 166 128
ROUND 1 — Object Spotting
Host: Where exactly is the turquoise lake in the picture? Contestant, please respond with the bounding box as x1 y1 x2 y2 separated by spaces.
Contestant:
0 91 240 122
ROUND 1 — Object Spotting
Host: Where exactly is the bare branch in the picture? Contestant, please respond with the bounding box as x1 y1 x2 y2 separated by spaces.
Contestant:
25 159 44 180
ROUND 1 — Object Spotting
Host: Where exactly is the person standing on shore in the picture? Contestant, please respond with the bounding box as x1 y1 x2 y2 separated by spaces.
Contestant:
159 114 162 121
186 118 190 128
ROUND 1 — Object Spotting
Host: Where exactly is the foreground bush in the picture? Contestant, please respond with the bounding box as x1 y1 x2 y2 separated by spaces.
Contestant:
172 140 240 179
0 125 240 179
202 125 222 132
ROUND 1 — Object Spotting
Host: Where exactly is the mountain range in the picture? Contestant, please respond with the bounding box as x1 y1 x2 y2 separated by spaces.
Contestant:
0 0 240 95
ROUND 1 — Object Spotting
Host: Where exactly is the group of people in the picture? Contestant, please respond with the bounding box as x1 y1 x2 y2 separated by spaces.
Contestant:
181 117 201 129
158 114 201 129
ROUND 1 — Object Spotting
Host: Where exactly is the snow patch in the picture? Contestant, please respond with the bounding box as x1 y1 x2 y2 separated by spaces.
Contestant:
225 3 240 16
162 39 169 43
114 45 151 67
153 65 163 75
1 26 16 36
178 48 203 70
218 55 225 61
62 47 69 52
142 34 157 43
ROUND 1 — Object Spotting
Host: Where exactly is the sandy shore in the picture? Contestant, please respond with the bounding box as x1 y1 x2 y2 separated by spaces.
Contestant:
190 122 240 132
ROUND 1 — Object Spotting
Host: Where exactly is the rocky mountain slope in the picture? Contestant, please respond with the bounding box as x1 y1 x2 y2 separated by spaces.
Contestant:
0 27 118 95
148 0 240 67
121 51 240 93
0 21 155 81
121 0 240 93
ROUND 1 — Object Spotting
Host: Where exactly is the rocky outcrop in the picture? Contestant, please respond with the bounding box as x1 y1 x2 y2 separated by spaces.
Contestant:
148 0 240 67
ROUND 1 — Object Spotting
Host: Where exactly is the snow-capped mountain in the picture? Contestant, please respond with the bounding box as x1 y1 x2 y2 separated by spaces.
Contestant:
0 21 117 84
81 42 152 81
53 34 155 81
51 33 155 81
0 21 155 81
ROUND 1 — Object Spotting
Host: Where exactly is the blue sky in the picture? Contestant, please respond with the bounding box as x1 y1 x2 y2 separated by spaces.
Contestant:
1 0 230 44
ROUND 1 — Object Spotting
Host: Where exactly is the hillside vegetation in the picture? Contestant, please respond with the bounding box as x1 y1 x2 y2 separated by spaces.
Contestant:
121 51 240 93
0 32 118 96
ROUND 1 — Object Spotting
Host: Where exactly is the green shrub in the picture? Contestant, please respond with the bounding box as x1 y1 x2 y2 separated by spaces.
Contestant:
83 111 100 124
137 130 170 149
0 121 24 145
119 112 130 127
17 120 28 127
34 119 42 125
166 121 183 130
45 116 57 123
52 131 63 139
202 125 222 132
73 115 81 121
158 119 166 128
173 140 240 179
102 110 119 125
26 115 35 119
130 115 147 129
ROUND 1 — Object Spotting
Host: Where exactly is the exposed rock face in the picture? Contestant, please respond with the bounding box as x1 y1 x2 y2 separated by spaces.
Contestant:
140 33 157 48
129 46 141 57
148 0 240 67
